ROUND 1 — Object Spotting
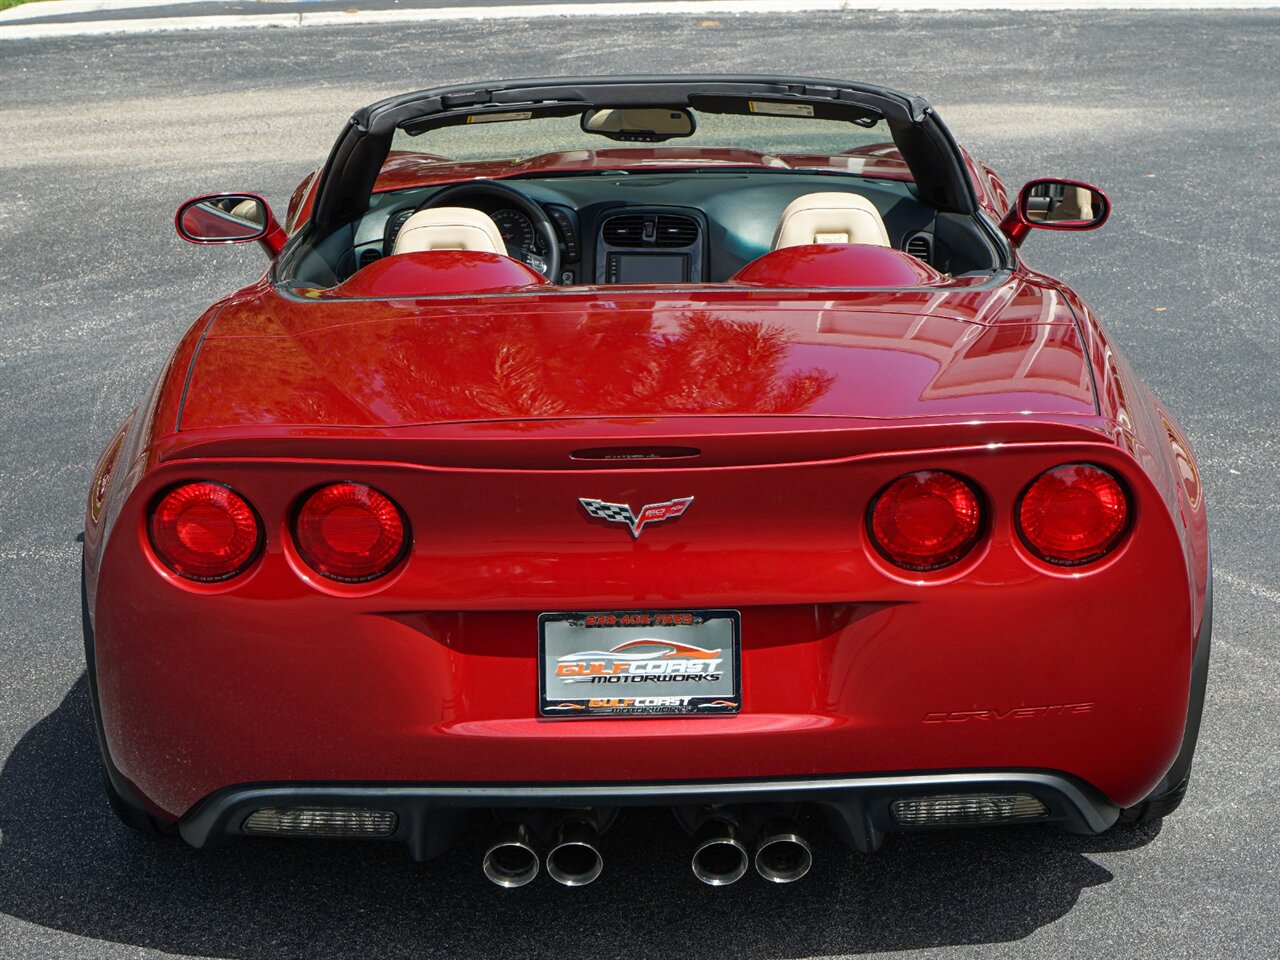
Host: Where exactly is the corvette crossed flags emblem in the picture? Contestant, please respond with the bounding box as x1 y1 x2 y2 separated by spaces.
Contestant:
579 496 694 539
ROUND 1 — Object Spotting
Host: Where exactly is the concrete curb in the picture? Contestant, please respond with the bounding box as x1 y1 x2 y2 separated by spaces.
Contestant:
0 0 213 23
2 0 1279 40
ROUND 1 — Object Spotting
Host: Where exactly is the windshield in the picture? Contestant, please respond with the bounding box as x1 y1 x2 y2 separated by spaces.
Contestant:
279 82 1006 294
387 111 897 167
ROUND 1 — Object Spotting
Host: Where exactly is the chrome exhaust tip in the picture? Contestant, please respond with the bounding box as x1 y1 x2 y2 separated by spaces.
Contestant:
754 818 812 884
545 820 604 887
482 822 539 888
691 818 749 887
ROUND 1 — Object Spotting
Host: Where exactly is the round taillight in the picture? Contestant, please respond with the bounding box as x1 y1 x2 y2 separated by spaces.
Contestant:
294 483 408 583
869 471 983 571
1017 463 1129 566
150 482 261 582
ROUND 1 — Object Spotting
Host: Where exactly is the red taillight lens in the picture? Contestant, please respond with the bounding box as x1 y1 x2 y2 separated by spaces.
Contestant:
869 471 983 571
150 482 261 582
294 483 408 583
1017 463 1129 565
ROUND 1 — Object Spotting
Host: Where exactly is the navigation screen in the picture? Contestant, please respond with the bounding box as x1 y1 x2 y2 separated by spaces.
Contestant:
615 254 686 283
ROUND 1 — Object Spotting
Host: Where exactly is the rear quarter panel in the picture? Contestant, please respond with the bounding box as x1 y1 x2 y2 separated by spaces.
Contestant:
1049 277 1209 635
83 294 244 612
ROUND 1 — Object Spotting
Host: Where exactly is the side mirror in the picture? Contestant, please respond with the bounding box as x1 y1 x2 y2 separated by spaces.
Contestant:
175 193 285 256
1000 178 1110 247
581 108 696 142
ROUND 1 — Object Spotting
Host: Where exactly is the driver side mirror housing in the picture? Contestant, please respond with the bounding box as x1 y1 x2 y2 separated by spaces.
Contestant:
1000 178 1110 247
175 193 286 257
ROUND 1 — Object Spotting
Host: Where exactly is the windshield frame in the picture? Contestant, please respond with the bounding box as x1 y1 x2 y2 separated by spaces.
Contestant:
307 75 978 231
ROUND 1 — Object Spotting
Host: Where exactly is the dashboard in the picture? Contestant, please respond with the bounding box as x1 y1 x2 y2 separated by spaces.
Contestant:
349 171 952 286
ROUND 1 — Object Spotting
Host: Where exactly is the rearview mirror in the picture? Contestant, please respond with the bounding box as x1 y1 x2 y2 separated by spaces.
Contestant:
176 193 285 256
581 108 696 142
1001 178 1110 246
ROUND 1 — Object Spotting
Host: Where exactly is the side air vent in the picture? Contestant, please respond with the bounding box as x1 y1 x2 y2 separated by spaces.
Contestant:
359 249 381 269
602 214 646 246
905 232 933 265
655 215 699 247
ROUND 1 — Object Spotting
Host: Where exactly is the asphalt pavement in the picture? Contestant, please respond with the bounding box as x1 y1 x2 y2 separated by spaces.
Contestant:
0 0 660 27
1 7 1278 960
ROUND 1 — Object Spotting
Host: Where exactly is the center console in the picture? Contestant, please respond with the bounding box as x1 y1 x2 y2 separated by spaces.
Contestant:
595 208 707 284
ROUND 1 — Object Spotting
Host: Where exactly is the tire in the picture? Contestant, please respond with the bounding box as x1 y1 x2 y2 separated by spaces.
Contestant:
100 767 175 835
1118 775 1189 824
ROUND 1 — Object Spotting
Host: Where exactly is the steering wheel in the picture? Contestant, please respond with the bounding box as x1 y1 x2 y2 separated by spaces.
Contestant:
411 181 561 282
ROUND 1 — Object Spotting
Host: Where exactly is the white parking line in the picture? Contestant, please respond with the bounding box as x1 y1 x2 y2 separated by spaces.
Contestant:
2 0 1278 40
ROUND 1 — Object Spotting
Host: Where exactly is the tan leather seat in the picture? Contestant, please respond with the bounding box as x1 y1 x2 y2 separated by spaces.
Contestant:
772 192 890 250
391 207 505 256
1050 185 1094 222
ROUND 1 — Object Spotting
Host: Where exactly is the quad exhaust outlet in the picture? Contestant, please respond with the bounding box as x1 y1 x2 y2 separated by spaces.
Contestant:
482 811 811 887
691 817 750 886
482 821 540 888
753 817 812 884
545 819 604 887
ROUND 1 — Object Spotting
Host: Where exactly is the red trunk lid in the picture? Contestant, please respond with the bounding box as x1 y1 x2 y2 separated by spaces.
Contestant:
178 283 1095 433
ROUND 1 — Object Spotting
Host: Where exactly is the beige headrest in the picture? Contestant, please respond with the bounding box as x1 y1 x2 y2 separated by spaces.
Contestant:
772 192 890 250
229 199 264 225
392 207 505 256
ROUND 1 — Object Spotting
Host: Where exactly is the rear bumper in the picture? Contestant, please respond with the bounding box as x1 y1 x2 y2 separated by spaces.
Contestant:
95 589 1193 817
90 442 1200 818
178 769 1120 858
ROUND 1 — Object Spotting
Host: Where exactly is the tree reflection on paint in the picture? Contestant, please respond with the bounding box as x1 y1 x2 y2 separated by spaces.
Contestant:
380 309 836 423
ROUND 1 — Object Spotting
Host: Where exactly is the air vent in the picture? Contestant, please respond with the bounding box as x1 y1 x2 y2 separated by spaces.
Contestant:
602 214 645 246
602 213 700 248
655 215 699 247
359 249 381 269
905 232 933 264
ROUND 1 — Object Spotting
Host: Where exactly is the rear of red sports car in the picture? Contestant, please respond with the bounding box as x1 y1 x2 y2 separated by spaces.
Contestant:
82 77 1209 886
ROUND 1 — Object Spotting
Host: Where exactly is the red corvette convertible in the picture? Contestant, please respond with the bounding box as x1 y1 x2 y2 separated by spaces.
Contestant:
82 76 1211 887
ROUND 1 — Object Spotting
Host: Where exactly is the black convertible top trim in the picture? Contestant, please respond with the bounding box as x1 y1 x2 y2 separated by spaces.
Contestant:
308 75 979 231
360 75 930 133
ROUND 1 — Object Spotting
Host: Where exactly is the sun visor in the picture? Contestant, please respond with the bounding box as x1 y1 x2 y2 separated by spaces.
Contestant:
688 94 882 127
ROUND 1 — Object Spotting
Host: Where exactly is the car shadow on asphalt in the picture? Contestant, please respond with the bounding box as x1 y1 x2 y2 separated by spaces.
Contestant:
0 676 1163 960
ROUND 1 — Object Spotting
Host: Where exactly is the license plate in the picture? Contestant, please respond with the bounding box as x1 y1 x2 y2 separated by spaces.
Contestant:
539 610 740 718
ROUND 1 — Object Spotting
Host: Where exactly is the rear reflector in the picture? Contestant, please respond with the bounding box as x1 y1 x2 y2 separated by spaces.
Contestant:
1017 463 1129 565
149 481 261 582
293 482 408 583
868 471 982 571
241 807 397 838
890 793 1048 826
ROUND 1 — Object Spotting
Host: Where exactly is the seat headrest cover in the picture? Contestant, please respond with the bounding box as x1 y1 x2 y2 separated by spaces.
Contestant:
772 192 891 250
326 250 549 298
731 243 945 288
391 207 506 256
